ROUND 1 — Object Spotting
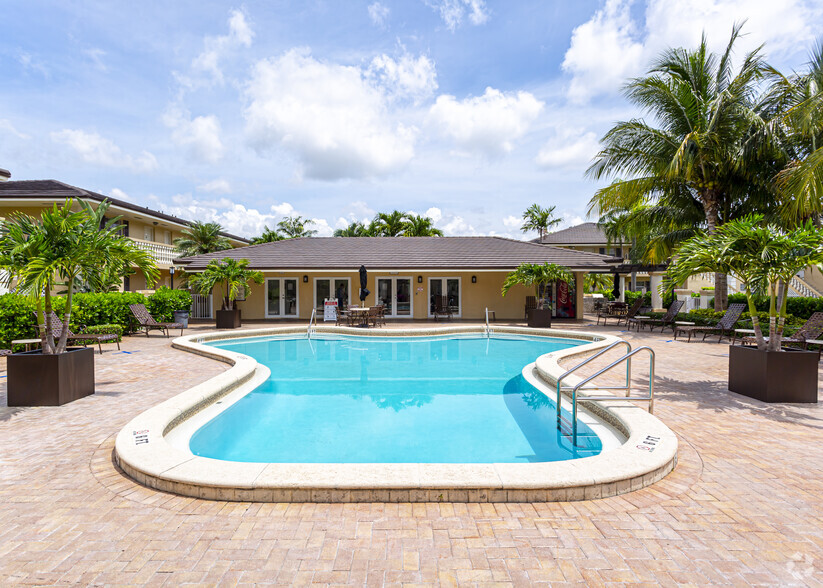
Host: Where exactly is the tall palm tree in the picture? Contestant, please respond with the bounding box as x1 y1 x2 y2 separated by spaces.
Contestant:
174 221 232 258
372 210 407 237
250 226 283 244
334 221 371 237
520 204 561 242
277 216 317 238
403 214 444 236
587 24 767 310
760 42 823 224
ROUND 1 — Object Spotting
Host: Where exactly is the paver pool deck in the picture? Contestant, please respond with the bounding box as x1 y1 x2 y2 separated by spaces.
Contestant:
1 319 822 586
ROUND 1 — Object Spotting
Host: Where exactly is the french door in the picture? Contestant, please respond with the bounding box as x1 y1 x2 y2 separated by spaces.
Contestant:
266 278 299 318
428 277 461 318
376 277 413 318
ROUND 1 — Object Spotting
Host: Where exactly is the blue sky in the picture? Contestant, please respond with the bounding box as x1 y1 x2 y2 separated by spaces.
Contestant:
2 0 821 238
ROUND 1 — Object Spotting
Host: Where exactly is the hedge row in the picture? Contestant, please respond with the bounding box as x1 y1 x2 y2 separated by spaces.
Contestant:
0 288 192 348
727 293 823 319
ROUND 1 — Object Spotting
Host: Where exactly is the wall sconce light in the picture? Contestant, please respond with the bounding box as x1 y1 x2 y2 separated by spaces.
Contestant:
417 275 423 283
471 275 477 283
303 275 309 283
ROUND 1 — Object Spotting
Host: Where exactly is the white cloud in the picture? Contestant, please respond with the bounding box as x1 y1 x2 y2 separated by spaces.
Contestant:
424 207 442 222
181 9 254 88
369 51 438 103
50 129 158 172
535 127 600 169
502 215 520 228
563 0 822 103
158 193 303 238
17 51 49 77
425 0 490 31
0 119 30 140
308 217 334 237
109 188 131 201
562 0 643 103
244 48 418 180
368 2 390 27
197 179 232 194
163 106 224 164
441 214 480 235
557 212 586 230
428 87 544 158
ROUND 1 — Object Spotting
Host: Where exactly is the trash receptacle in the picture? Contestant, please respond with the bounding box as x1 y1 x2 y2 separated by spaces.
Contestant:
173 310 189 328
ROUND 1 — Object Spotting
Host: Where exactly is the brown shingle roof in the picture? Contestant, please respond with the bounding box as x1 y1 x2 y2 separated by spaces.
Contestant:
0 179 249 243
535 222 628 246
176 236 614 271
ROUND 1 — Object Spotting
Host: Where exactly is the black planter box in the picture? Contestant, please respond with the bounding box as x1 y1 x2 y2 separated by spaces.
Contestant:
216 308 241 329
527 308 552 328
728 345 819 403
7 347 95 407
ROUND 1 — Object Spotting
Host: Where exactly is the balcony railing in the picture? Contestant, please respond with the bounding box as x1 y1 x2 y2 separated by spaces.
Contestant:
130 237 176 266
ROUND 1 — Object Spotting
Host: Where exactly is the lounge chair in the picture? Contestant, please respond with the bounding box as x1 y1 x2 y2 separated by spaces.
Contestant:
36 311 120 354
0 349 11 357
433 296 453 321
525 296 537 320
129 303 184 337
673 303 746 342
741 312 823 349
643 300 685 332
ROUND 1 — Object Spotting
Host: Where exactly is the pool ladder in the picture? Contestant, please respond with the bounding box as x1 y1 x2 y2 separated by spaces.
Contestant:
555 341 655 444
484 307 492 338
307 308 317 339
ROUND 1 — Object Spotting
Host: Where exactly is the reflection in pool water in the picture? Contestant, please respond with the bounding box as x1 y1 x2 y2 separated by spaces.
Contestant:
191 335 603 463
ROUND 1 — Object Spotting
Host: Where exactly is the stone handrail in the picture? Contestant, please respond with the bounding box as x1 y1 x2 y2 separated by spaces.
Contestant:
130 237 176 266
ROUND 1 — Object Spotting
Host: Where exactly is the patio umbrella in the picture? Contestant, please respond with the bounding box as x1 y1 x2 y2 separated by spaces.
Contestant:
359 265 369 302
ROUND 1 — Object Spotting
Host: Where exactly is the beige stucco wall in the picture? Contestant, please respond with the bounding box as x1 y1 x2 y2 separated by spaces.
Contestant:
220 270 587 321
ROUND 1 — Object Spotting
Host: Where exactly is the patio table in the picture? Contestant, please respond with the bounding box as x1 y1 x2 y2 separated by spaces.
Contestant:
803 339 822 361
632 316 651 332
347 307 370 327
732 328 756 345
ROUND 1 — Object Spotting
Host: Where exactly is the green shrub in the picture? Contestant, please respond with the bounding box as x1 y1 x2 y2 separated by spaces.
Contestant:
82 324 124 342
625 290 652 307
147 287 193 322
593 288 615 301
0 294 37 348
684 309 726 325
71 292 147 332
728 292 823 319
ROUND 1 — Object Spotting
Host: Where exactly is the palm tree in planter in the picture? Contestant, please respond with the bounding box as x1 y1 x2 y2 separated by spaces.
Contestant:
502 262 573 327
665 215 823 402
188 258 264 329
0 200 158 406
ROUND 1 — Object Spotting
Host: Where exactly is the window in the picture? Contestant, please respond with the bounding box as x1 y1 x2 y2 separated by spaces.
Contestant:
599 247 606 255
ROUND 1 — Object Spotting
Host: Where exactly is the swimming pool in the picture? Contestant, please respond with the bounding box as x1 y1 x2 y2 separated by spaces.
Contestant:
190 334 604 463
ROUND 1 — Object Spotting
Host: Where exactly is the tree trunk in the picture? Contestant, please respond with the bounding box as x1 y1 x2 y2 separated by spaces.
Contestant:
703 190 728 311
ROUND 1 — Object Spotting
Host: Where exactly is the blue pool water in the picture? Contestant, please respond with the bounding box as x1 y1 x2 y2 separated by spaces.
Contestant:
190 335 603 463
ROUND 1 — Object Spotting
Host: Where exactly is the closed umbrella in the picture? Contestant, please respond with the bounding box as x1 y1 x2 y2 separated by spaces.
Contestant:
359 265 369 302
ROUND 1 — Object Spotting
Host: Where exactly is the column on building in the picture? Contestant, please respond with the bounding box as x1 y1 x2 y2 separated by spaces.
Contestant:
650 273 663 310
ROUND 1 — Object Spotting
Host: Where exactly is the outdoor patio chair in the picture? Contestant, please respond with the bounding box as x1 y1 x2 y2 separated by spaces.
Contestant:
35 311 120 354
615 298 644 328
129 303 184 338
335 308 349 326
673 303 746 342
643 300 685 332
433 296 453 321
368 305 386 328
741 312 823 349
525 296 537 319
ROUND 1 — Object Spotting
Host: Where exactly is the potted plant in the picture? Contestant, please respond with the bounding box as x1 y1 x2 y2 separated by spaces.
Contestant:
666 215 823 403
188 258 263 329
502 262 573 327
0 200 158 406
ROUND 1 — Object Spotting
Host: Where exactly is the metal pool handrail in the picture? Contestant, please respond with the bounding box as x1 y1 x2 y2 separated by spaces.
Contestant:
556 340 632 425
307 308 317 339
569 346 655 443
485 308 492 338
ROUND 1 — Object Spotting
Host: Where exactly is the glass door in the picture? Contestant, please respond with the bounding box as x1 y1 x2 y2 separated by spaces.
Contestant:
377 278 393 315
428 277 461 317
377 277 413 317
266 278 299 317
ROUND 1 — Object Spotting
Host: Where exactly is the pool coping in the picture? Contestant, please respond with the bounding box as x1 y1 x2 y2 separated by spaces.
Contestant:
114 325 678 502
